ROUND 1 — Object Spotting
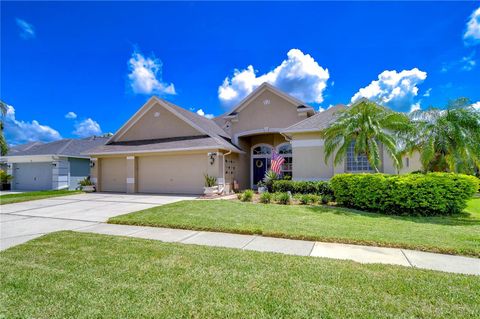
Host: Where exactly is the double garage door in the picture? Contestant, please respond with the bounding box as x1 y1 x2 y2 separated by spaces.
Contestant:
100 154 206 194
13 162 53 191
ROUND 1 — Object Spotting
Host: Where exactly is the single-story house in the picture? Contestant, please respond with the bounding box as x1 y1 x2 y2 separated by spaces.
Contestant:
86 83 421 195
1 136 108 191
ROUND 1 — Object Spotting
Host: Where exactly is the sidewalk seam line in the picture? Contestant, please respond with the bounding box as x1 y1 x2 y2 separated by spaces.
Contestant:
241 235 258 249
176 231 202 243
401 249 414 267
308 242 316 256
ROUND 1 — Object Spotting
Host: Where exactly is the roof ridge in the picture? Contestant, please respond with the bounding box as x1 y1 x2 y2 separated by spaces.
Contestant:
56 139 74 154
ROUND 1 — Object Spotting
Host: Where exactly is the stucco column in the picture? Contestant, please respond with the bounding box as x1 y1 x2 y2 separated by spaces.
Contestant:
126 156 136 193
90 158 99 189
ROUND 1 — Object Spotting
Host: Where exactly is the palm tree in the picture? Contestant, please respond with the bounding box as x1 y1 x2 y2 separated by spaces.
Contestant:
0 100 8 156
404 98 480 174
323 99 412 172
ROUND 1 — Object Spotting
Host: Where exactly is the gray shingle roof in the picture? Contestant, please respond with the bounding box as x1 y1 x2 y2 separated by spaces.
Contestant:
282 105 346 133
7 136 109 157
87 135 242 155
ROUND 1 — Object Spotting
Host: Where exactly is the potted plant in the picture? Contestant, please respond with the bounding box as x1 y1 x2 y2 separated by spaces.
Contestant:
78 176 95 192
203 174 218 196
0 170 13 191
257 181 267 194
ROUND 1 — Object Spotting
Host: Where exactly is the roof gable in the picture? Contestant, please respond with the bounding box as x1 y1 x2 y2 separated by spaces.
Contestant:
219 83 314 118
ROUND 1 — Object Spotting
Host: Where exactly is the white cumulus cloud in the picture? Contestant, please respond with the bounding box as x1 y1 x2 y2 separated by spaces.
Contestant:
73 118 102 137
351 68 427 111
218 49 330 108
65 111 77 119
472 101 480 110
128 50 176 95
196 109 214 119
410 102 421 113
464 7 480 45
15 18 35 39
4 104 61 145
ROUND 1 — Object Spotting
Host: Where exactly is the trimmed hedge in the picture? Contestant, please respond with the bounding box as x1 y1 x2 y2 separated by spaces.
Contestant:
272 180 334 197
330 173 479 216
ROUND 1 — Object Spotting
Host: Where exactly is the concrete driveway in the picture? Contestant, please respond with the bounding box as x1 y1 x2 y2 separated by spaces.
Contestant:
0 193 196 250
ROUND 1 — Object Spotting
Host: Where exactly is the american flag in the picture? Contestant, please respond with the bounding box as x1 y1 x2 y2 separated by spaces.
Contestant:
271 150 285 174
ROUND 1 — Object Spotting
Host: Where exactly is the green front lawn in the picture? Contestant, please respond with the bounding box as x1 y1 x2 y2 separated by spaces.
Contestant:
109 200 480 257
467 197 480 214
0 190 83 205
1 231 479 318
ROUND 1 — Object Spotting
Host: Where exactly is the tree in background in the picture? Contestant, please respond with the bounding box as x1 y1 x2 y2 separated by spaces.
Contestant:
404 98 480 174
323 99 411 172
0 100 8 156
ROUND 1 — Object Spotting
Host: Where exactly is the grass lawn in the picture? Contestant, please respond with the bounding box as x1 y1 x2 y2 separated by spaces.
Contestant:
109 200 480 257
0 190 82 205
0 189 82 205
1 231 479 318
467 197 480 214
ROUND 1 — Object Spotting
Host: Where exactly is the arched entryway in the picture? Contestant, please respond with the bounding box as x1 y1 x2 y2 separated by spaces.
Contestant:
251 144 272 188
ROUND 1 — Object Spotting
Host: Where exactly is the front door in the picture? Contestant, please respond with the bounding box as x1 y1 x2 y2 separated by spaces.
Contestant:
253 158 269 187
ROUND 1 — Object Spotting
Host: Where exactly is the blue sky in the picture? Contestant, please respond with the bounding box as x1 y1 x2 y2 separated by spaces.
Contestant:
1 1 480 145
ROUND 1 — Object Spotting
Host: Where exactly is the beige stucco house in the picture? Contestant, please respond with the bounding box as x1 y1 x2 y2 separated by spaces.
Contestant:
86 83 421 194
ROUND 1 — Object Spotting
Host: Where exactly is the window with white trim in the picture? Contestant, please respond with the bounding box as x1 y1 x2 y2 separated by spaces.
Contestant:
346 142 373 172
277 143 293 177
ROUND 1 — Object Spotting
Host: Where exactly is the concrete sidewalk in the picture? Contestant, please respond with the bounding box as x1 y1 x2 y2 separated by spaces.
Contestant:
77 223 480 276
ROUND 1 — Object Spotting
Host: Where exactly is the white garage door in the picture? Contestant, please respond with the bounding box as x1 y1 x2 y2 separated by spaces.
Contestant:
138 154 206 194
100 158 127 192
13 162 53 191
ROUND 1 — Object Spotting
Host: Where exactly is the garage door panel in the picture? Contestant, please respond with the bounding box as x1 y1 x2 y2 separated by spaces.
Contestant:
138 155 205 194
14 162 53 191
100 158 126 192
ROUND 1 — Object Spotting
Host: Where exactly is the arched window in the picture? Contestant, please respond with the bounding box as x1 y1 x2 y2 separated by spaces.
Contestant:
252 145 272 156
276 143 293 177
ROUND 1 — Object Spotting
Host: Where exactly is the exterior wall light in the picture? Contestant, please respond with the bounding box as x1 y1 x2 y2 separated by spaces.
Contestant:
90 160 96 168
208 152 217 165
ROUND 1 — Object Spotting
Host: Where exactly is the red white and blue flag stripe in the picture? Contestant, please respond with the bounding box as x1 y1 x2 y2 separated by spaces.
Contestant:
271 150 285 174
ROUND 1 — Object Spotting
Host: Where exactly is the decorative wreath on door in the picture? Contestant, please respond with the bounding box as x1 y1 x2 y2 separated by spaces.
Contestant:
255 159 264 168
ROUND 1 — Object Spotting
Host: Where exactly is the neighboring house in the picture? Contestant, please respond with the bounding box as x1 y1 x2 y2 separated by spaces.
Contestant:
87 83 421 195
1 136 109 191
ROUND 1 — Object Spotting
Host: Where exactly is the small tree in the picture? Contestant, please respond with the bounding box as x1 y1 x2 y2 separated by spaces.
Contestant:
0 100 8 156
323 99 411 172
404 98 480 174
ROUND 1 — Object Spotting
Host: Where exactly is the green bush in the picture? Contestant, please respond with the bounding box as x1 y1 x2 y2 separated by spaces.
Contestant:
321 194 334 205
299 194 315 205
259 192 272 204
275 192 291 205
241 189 254 202
272 180 334 197
330 173 479 216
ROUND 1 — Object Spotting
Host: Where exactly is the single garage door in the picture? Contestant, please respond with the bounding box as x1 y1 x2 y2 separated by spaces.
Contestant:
100 157 126 192
138 154 206 194
13 162 53 191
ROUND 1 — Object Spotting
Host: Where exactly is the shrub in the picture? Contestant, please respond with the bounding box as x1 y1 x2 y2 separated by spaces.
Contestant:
330 173 479 216
321 194 334 205
241 189 254 202
259 192 272 204
299 194 315 205
262 170 279 192
275 192 291 205
236 192 243 200
272 180 334 198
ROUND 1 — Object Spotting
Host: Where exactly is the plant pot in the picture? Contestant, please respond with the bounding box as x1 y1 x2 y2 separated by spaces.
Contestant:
0 183 11 191
257 186 267 194
203 186 219 196
82 185 95 193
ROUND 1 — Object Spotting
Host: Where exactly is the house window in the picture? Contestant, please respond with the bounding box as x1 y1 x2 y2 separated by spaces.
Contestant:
277 143 293 177
253 145 272 156
346 142 373 172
